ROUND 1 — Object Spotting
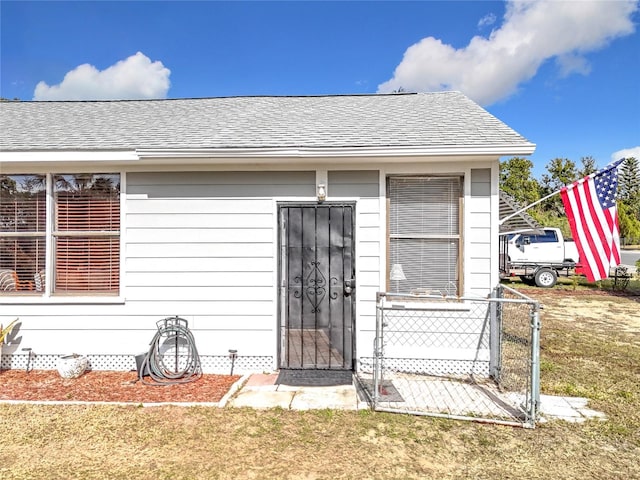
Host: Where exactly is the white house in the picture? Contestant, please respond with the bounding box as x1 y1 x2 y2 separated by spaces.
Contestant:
0 92 535 374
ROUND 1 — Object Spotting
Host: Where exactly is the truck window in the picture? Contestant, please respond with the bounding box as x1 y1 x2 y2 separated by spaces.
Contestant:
532 231 558 243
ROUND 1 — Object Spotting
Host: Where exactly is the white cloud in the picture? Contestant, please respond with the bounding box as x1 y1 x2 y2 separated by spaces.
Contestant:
612 146 640 161
378 0 638 105
33 52 171 101
556 53 592 77
478 13 497 29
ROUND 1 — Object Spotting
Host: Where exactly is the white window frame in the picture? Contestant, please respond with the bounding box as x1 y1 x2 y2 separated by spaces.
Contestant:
0 171 125 304
387 175 463 296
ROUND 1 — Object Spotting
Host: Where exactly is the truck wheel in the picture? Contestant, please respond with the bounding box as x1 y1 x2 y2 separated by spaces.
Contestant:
535 268 557 288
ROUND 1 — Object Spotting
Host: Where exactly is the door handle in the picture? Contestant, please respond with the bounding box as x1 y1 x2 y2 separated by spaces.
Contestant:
344 278 355 296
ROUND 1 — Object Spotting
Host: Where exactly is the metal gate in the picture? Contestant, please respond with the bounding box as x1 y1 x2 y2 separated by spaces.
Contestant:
357 285 541 428
278 204 355 370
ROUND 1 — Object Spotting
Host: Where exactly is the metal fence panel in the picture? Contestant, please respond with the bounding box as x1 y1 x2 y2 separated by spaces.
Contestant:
356 286 540 428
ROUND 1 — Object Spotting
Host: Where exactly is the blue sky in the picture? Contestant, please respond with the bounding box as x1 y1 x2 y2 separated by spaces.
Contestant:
1 0 639 178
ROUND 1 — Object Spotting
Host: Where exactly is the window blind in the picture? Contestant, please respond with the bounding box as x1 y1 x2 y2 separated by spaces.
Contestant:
388 176 462 294
53 174 120 294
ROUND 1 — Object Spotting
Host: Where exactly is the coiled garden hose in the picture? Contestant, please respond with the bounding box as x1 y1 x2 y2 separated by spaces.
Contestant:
139 316 202 386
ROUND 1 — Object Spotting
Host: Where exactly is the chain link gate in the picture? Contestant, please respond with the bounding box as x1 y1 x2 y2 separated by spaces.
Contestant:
356 285 541 428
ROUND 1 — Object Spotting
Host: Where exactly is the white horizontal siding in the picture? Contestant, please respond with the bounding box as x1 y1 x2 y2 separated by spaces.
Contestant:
469 227 491 244
126 286 273 301
127 212 273 229
194 330 276 356
4 300 274 317
467 211 491 228
124 172 282 334
4 328 276 357
126 257 274 272
125 173 279 309
126 243 273 258
467 258 491 273
126 198 274 214
126 271 273 287
119 300 275 316
127 228 273 243
357 298 377 318
469 273 491 291
357 271 380 287
467 168 494 296
357 241 380 256
356 286 380 303
467 196 491 213
358 213 380 227
21 314 272 331
356 197 380 214
6 330 156 355
357 256 381 272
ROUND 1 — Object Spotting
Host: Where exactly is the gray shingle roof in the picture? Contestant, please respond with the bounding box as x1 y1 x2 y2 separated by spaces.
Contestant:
0 92 533 152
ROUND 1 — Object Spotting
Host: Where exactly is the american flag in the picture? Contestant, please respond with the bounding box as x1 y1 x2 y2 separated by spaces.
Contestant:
560 159 624 282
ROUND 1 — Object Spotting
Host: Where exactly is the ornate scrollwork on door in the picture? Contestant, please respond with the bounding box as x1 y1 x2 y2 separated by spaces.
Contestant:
330 277 340 300
293 261 337 313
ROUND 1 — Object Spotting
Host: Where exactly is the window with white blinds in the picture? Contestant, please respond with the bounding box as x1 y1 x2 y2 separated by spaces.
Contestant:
0 173 120 296
388 176 462 295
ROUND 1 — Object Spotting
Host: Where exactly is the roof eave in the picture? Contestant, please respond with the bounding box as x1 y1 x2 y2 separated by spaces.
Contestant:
135 144 536 158
0 143 536 165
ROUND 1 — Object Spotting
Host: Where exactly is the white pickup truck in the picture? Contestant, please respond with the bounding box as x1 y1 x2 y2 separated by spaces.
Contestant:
501 227 581 287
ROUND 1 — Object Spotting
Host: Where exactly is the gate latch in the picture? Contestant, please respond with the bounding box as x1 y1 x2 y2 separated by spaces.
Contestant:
344 278 355 296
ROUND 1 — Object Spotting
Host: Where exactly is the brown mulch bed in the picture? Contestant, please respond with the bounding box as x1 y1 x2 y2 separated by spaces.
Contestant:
0 370 241 403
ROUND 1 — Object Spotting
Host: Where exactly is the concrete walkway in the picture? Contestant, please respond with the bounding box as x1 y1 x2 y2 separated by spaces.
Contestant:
538 394 607 423
225 374 606 424
226 373 369 411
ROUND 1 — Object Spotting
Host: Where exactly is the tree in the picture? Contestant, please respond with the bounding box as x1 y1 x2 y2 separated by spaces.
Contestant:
617 157 640 245
499 157 540 206
578 156 597 177
618 157 640 208
541 158 579 191
540 158 579 216
618 201 640 245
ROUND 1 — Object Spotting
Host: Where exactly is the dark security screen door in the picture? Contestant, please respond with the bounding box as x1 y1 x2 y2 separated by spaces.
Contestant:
279 204 355 370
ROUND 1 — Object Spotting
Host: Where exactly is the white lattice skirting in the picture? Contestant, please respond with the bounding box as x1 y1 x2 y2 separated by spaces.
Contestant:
0 353 274 374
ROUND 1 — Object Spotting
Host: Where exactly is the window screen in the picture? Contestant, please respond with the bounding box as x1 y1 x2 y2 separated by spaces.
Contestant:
388 176 462 294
